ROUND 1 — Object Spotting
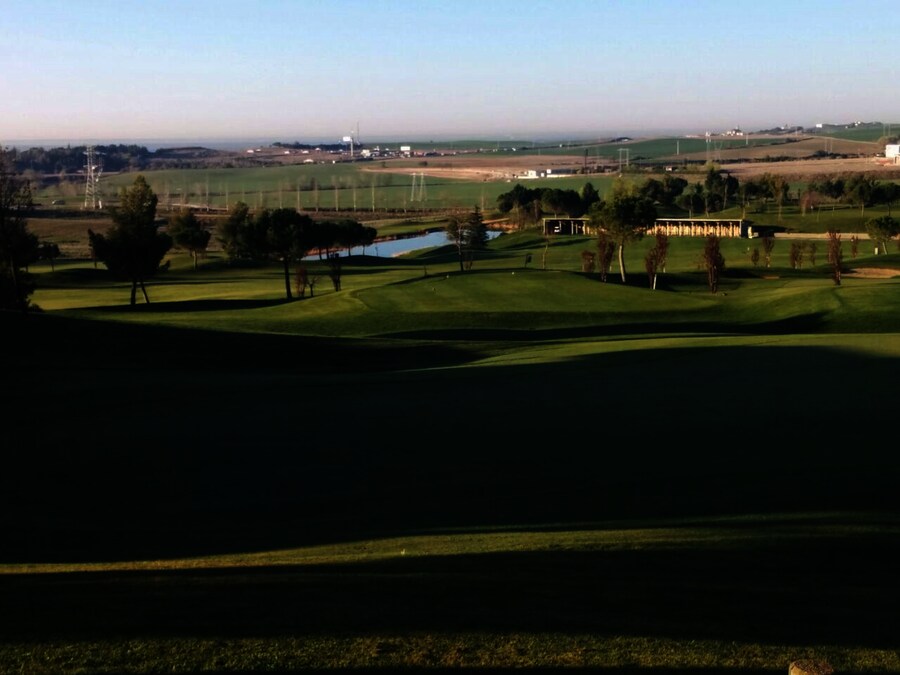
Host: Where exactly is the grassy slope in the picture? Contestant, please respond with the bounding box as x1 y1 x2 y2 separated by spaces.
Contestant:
4 229 900 673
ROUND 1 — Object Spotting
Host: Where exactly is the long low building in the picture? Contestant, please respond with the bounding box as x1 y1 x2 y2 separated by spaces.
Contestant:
651 218 747 238
542 216 779 238
541 217 784 239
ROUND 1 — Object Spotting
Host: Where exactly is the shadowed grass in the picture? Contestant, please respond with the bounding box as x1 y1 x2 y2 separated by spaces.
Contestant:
4 222 900 674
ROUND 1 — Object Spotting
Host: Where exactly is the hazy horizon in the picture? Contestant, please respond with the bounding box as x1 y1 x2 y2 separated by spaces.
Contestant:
3 0 898 145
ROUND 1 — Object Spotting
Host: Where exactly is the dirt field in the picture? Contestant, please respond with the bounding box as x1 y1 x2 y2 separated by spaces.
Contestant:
843 267 899 279
361 149 899 184
362 153 614 182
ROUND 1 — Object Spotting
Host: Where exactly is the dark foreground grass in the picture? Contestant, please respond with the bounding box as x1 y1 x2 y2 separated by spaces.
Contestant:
2 514 899 673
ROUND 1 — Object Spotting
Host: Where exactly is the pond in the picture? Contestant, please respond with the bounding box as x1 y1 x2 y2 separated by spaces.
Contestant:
306 229 503 259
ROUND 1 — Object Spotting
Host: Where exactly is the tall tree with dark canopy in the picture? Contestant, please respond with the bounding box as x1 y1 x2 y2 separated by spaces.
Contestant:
167 208 211 270
88 175 172 305
218 201 269 263
0 153 38 311
864 215 899 255
445 206 488 272
38 242 61 271
265 207 316 300
589 179 657 283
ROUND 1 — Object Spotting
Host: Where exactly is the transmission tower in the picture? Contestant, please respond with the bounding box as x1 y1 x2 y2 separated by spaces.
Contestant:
83 146 103 209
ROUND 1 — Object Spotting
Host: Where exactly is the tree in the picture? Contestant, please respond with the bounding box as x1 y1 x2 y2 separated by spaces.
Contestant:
331 219 375 255
770 174 790 221
850 235 860 259
266 207 315 300
874 181 899 216
496 183 542 228
844 174 876 218
702 235 725 293
327 252 342 291
445 206 488 272
167 208 211 270
644 246 662 290
580 182 601 212
675 183 704 218
88 175 171 305
38 241 61 271
653 231 670 273
737 179 760 218
218 201 269 263
596 231 615 282
0 153 39 311
805 241 818 267
589 179 657 283
789 241 804 269
750 247 760 267
702 166 738 212
580 250 596 273
827 229 843 286
864 215 899 255
762 236 776 268
660 174 688 207
644 230 669 290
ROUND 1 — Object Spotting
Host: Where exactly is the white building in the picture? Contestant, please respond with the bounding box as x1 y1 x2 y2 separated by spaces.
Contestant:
886 144 900 163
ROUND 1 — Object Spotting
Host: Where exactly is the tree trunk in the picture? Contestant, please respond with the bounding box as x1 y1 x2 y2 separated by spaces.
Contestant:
283 259 293 299
618 243 626 283
140 279 150 304
130 280 138 306
192 251 198 271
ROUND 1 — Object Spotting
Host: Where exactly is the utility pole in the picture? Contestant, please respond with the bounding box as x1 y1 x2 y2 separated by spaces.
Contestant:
83 146 103 209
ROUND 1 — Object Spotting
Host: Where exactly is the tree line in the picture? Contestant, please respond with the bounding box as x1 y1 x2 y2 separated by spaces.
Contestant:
0 160 377 310
8 144 152 175
495 167 900 226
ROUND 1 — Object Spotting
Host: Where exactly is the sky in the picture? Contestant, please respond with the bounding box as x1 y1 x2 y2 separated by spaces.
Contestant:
2 0 898 146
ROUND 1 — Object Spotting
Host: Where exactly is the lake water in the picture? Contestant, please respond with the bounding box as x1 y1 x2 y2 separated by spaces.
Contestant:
308 229 502 259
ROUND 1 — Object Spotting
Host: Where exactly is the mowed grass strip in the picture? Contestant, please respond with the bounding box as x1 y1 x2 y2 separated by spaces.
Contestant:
2 514 899 673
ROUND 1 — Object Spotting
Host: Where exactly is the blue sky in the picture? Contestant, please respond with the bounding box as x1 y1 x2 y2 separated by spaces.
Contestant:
2 0 897 144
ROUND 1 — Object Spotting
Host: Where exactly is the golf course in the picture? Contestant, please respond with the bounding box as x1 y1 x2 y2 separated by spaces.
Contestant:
3 156 900 673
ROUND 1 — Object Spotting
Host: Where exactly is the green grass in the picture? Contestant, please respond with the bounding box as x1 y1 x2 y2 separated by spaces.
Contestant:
818 124 899 143
5 226 900 673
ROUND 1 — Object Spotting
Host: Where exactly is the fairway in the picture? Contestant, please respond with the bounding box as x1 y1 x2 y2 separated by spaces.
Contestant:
4 223 900 674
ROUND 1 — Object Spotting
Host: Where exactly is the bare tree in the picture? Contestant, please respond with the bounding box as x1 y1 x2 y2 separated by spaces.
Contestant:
295 266 308 298
827 229 843 286
654 231 670 273
762 236 775 268
805 241 818 266
580 250 596 273
789 241 804 269
596 230 615 282
644 246 662 290
702 235 725 293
